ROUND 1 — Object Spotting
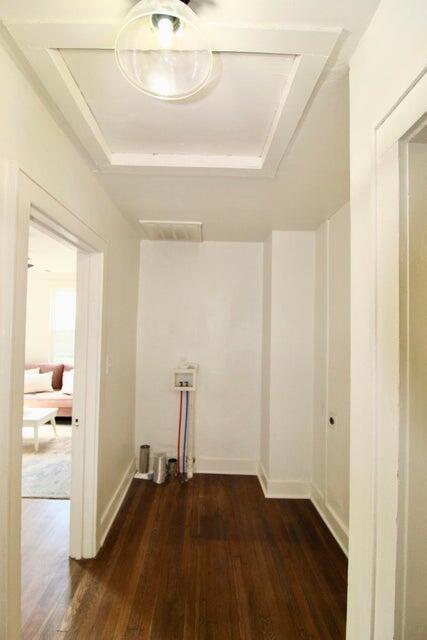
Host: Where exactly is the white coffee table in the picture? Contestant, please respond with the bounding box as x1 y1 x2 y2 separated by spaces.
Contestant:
23 408 58 452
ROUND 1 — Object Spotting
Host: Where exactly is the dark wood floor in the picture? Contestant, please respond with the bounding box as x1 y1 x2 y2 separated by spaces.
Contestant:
22 475 347 639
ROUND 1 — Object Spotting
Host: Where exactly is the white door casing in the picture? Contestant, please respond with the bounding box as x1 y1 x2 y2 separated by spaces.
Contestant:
0 164 106 638
350 69 427 640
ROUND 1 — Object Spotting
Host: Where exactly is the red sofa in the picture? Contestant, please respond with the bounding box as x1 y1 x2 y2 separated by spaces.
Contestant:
24 363 73 418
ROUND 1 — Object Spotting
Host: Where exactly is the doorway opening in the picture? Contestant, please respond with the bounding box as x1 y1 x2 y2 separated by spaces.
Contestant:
21 224 78 637
22 224 76 499
0 169 106 636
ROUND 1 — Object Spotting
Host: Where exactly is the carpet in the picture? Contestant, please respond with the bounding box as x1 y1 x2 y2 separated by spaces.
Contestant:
22 425 71 499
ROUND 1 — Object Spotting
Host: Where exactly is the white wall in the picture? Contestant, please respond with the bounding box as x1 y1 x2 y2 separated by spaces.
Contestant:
260 235 272 477
0 34 139 558
312 203 350 553
25 271 75 363
348 1 427 637
312 222 327 494
260 231 315 497
135 241 263 474
327 205 351 531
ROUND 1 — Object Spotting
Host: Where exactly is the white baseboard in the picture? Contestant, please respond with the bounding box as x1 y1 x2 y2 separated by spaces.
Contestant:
99 457 136 548
311 483 348 556
257 463 311 498
258 462 269 494
266 480 311 498
195 457 258 475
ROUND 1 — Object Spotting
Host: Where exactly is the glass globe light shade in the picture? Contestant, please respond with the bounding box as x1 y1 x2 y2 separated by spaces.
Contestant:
115 0 213 100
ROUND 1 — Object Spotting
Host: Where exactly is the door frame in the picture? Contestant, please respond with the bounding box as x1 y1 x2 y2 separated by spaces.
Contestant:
369 70 427 638
0 164 106 637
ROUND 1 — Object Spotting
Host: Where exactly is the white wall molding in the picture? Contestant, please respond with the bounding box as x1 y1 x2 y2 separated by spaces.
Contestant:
312 205 350 556
257 464 311 499
4 23 339 56
0 160 21 640
266 480 311 499
311 483 348 555
195 457 258 475
258 462 269 496
99 457 136 548
5 21 340 177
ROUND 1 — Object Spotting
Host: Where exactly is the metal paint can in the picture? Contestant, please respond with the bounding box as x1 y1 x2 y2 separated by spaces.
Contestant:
153 453 167 484
167 457 178 477
139 444 150 474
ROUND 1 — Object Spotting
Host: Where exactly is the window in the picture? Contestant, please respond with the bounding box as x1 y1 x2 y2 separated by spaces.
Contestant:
50 289 76 364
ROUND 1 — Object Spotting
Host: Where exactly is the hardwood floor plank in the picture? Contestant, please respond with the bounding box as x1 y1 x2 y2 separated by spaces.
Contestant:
22 476 347 640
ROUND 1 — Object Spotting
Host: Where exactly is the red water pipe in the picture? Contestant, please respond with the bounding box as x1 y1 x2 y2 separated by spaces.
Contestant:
177 390 183 474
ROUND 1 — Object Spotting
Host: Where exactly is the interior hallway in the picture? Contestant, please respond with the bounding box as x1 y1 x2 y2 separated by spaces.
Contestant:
22 475 347 640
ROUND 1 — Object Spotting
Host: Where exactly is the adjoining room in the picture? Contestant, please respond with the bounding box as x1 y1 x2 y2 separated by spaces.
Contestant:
21 224 78 639
22 225 76 500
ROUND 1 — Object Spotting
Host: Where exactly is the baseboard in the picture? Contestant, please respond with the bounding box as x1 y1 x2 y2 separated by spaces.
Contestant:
99 457 136 548
195 457 258 475
258 462 269 495
311 483 348 556
257 463 311 498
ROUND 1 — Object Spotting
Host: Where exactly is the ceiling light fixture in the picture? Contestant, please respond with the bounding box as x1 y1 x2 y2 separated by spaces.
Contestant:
115 0 213 101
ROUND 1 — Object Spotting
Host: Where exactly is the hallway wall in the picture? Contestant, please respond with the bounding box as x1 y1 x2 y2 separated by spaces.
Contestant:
0 32 139 574
260 231 315 497
135 240 263 473
137 233 317 497
312 203 350 553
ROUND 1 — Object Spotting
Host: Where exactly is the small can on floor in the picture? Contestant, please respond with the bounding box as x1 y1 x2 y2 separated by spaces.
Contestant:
139 444 150 474
167 458 178 477
153 453 167 484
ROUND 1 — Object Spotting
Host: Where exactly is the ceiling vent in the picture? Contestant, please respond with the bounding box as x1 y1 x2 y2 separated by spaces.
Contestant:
139 220 203 242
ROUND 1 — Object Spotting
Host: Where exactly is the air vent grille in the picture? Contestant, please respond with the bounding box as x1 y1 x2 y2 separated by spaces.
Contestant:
139 220 203 242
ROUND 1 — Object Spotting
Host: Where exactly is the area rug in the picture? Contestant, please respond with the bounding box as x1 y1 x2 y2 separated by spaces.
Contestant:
22 425 71 499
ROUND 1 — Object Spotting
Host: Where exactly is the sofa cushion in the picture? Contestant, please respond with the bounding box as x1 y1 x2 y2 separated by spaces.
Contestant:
24 371 54 394
25 363 64 390
62 369 74 395
25 368 40 377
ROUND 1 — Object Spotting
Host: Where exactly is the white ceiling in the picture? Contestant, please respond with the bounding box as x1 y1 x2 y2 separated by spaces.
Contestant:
2 0 381 240
28 226 77 274
62 50 295 157
103 66 350 240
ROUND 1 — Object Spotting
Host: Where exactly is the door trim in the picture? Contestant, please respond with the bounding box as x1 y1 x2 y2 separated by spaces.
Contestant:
366 71 427 639
0 164 106 637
